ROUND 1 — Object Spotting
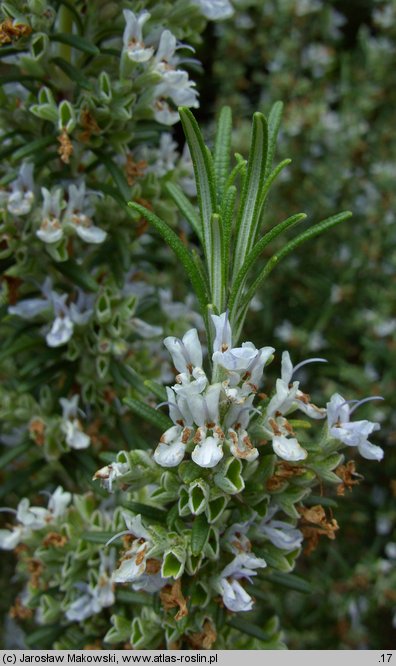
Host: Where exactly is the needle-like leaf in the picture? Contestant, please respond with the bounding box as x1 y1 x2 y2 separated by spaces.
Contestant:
232 113 268 279
165 181 203 243
127 202 209 311
179 107 217 263
229 213 306 315
214 105 232 202
265 101 283 178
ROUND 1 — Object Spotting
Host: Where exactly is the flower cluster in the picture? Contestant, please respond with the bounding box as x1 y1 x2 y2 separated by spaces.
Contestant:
154 312 273 469
122 10 199 125
154 313 384 470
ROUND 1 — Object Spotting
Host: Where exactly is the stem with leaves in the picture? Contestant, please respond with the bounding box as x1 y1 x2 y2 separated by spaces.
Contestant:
127 103 351 350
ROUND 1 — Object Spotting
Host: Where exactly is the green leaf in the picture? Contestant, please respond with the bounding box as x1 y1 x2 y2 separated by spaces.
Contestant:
123 396 172 432
0 333 44 364
265 571 314 594
111 362 149 395
191 249 210 297
25 625 64 649
209 213 224 311
122 501 167 523
224 157 246 191
56 259 99 292
256 158 292 231
232 113 268 280
50 57 92 89
0 441 30 468
240 211 352 317
265 101 283 177
191 513 210 556
214 105 232 201
227 618 273 642
143 379 167 402
127 202 209 311
11 136 54 162
229 212 306 315
116 590 154 606
165 182 202 243
81 531 115 544
99 154 131 201
50 33 100 56
179 107 216 263
220 184 236 296
56 0 84 33
304 495 338 508
30 104 59 123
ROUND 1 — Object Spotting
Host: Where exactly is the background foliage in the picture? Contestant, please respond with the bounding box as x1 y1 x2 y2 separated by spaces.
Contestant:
0 0 395 650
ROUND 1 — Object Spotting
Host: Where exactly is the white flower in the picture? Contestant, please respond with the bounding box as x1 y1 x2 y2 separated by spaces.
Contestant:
0 487 71 550
259 506 303 550
211 312 232 353
173 365 208 395
145 133 178 177
228 427 258 462
112 540 149 583
0 527 24 551
224 394 255 430
66 590 98 621
66 552 115 621
218 578 253 612
131 317 162 338
110 514 163 588
266 351 326 420
191 431 223 468
213 341 257 372
132 572 168 593
8 277 52 321
47 486 72 517
327 393 384 461
272 434 307 461
62 420 90 449
221 552 267 581
224 520 254 555
194 0 234 20
64 183 106 244
186 383 221 427
151 30 199 112
153 424 189 468
16 498 50 529
46 313 74 347
68 290 94 326
94 461 130 492
7 163 35 216
165 386 194 427
60 395 90 450
8 297 49 319
36 187 64 243
122 9 154 62
152 99 180 125
212 313 274 389
123 514 151 541
152 31 180 80
46 290 94 348
217 552 266 612
163 328 203 375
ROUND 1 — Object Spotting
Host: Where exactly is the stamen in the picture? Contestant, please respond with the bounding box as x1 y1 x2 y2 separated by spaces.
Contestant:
292 357 327 377
349 396 384 415
105 530 135 547
156 400 179 411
